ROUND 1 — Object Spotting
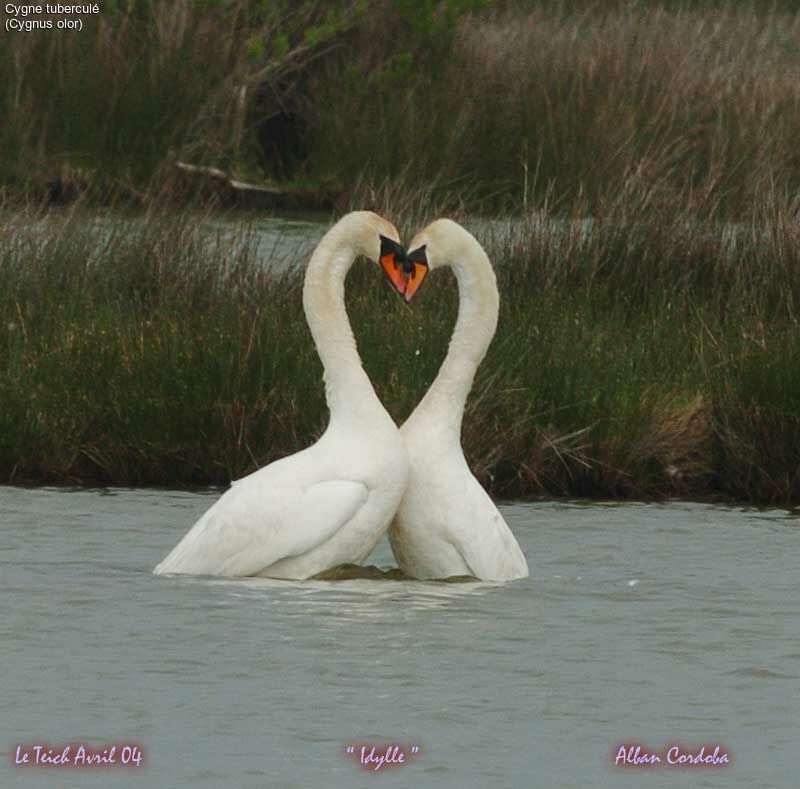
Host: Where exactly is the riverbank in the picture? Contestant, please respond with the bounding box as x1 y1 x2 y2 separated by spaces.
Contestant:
2 193 798 504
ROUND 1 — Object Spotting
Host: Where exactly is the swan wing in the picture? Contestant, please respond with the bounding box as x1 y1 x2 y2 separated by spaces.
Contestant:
154 477 369 577
452 481 529 581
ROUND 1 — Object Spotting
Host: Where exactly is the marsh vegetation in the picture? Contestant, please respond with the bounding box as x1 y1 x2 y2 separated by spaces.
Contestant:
1 1 799 501
2 195 798 503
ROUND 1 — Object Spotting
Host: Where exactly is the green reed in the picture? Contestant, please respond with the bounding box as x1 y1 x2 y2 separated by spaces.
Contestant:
1 184 799 502
3 3 800 218
312 3 800 217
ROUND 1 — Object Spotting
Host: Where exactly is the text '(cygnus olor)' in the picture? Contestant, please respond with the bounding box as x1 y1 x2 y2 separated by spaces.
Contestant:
154 212 409 579
385 219 529 581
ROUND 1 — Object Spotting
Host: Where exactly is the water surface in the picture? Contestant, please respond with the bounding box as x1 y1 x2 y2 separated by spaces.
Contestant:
1 487 798 788
0 209 327 271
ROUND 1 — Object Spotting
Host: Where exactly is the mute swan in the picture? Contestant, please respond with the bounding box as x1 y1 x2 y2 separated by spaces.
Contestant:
386 219 529 581
154 212 409 579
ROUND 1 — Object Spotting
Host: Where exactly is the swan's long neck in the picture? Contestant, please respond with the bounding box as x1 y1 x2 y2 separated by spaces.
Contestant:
303 228 385 426
409 243 499 444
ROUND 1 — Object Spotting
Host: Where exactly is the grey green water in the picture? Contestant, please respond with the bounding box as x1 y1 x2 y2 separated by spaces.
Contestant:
0 209 327 272
1 487 798 788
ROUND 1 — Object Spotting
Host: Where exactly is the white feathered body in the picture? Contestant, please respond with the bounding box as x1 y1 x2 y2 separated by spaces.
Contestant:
388 218 529 582
155 417 406 578
389 416 528 581
154 211 409 580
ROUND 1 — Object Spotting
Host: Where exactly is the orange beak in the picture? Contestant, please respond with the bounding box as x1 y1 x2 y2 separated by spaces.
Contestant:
378 236 429 303
379 242 408 297
402 248 429 303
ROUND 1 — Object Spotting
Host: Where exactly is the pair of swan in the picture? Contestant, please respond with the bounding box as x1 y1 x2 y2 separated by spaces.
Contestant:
154 212 528 582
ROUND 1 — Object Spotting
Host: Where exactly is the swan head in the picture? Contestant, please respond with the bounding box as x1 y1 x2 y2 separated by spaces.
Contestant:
399 218 479 303
407 218 466 273
337 210 429 303
333 210 401 262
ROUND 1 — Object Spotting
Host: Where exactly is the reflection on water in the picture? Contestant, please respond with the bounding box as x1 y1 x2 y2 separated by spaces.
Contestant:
213 576 497 624
309 562 478 584
1 486 798 789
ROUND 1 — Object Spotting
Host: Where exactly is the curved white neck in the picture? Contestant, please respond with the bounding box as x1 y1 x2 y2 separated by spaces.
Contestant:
302 229 385 427
408 245 499 443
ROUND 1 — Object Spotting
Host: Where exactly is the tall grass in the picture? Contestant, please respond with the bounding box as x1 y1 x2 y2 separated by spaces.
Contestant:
3 2 800 214
2 183 799 503
2 3 231 194
315 3 800 215
2 1 799 503
0 0 363 199
464 197 800 502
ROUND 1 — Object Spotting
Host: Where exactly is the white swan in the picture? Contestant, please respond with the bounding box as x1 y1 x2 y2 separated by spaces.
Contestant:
387 219 529 581
154 212 409 579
